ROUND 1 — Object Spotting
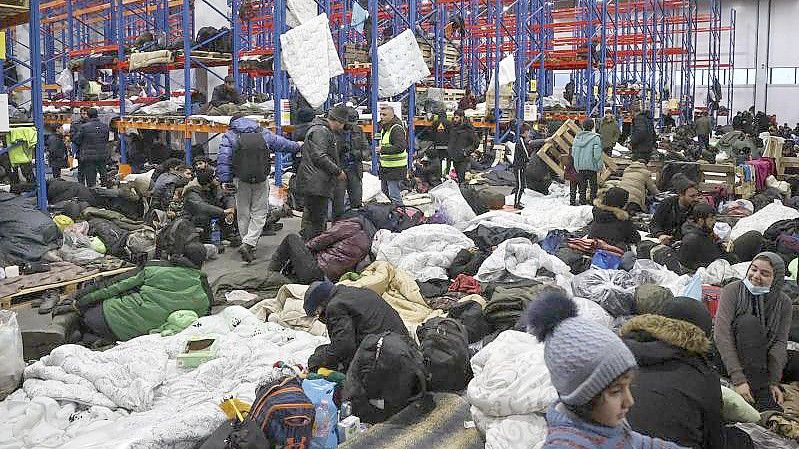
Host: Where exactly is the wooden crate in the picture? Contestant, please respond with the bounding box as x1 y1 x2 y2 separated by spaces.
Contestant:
537 120 617 182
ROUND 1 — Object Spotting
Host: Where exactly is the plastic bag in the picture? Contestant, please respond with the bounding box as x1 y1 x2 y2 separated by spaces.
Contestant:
429 179 477 226
59 228 103 262
571 269 638 317
681 273 703 300
714 222 732 241
302 378 339 449
0 310 25 399
591 250 622 270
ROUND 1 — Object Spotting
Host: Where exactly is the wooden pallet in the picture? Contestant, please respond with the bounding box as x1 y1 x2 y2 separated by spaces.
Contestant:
176 50 232 60
1 267 136 311
536 119 617 182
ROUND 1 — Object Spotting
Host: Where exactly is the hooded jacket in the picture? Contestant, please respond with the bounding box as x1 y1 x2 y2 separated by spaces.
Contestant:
650 195 691 238
678 221 724 272
216 117 300 183
588 199 641 250
307 216 376 281
444 118 479 162
74 117 110 162
542 402 683 449
77 260 212 341
630 112 656 156
298 117 343 198
714 252 792 386
622 314 723 449
309 285 408 370
617 162 659 211
599 116 621 150
571 130 603 172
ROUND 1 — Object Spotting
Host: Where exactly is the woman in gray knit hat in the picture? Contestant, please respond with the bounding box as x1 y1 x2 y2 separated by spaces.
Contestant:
525 292 683 449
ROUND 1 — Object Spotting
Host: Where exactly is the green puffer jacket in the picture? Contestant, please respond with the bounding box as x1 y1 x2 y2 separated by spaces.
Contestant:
77 260 212 341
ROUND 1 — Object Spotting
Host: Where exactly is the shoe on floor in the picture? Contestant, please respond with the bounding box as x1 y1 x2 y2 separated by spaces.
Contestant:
38 290 60 315
238 244 256 263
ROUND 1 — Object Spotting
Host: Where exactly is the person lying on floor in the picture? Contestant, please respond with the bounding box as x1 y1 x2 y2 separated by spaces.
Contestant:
622 297 751 449
57 243 212 344
714 252 796 412
303 280 408 372
183 167 239 245
588 187 640 251
268 215 375 283
650 175 701 245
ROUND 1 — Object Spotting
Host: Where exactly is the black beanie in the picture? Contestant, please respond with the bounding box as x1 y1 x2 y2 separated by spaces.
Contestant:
661 296 713 338
183 242 207 268
196 168 214 186
602 187 629 209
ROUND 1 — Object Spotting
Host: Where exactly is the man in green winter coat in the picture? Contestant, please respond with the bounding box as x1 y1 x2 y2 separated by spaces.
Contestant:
72 243 212 343
694 112 712 151
571 118 603 205
598 113 620 156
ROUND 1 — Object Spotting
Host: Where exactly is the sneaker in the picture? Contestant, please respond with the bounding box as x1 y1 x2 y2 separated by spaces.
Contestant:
238 244 256 263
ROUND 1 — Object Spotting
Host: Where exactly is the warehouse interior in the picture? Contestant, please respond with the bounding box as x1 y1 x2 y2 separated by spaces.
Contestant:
2 0 799 448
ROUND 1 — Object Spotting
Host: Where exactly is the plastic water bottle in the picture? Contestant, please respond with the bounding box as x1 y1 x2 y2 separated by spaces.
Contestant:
210 218 222 250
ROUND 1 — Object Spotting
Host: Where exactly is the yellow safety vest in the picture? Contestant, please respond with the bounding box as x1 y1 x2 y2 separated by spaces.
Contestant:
378 123 407 168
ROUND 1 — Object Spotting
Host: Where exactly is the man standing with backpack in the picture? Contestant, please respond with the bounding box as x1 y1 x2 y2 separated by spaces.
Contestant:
217 115 300 262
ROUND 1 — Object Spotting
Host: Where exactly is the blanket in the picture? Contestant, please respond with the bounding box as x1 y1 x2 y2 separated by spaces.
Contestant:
128 51 172 71
475 238 570 284
457 204 593 241
730 201 799 240
0 306 326 449
280 14 343 108
338 261 444 337
249 284 327 336
372 224 475 281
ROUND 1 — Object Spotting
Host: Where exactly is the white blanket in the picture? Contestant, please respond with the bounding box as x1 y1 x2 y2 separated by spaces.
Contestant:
730 200 799 240
372 224 474 281
377 29 431 98
280 14 344 108
458 203 593 241
0 306 326 449
475 238 570 283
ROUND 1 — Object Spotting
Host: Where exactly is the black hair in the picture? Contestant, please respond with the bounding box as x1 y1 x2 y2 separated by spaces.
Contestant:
582 118 594 131
689 202 715 221
87 108 98 118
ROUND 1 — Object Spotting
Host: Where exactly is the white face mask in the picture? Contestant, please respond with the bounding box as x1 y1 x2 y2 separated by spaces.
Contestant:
743 278 771 296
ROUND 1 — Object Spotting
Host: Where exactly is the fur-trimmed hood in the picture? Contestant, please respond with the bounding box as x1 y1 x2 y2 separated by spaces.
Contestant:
592 198 630 221
621 314 710 358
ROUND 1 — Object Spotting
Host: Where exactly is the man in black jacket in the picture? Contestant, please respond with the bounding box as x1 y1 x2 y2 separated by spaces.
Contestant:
678 202 728 272
210 75 244 107
650 177 701 244
444 109 479 183
183 168 237 243
304 280 409 371
629 108 656 162
46 125 68 179
377 105 407 206
73 108 110 187
298 106 347 240
332 106 369 218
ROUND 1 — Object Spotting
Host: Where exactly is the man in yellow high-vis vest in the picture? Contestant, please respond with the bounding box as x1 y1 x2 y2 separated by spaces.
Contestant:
376 105 407 206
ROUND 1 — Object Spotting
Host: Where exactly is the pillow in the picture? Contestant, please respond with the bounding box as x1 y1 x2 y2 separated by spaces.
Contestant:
720 385 760 423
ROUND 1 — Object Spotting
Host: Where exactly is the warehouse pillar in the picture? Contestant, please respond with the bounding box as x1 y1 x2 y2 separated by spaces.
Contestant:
753 0 770 112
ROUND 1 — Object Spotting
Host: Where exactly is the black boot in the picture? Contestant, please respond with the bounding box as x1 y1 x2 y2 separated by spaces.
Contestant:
238 243 256 263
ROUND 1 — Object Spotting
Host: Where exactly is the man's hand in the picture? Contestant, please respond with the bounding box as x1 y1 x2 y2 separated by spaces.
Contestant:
772 384 785 406
224 208 235 216
735 382 754 404
658 234 673 245
221 183 235 193
337 172 347 181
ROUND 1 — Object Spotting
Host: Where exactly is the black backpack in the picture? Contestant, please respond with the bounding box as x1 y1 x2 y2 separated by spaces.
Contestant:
195 26 219 51
156 217 199 259
343 332 428 423
361 204 426 232
232 132 269 184
447 300 493 344
416 318 473 392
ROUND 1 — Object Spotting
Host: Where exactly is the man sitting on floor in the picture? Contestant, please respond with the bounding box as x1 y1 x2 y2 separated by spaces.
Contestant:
650 175 701 245
183 168 239 245
303 280 408 372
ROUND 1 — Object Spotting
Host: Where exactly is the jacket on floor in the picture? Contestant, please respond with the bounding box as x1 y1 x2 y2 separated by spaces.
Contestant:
74 117 110 162
650 195 691 238
542 402 684 449
307 216 376 281
622 314 723 449
678 221 724 272
216 117 299 183
378 117 408 181
298 117 343 198
599 116 621 150
714 252 792 386
312 285 409 370
77 260 212 341
588 199 641 250
571 130 603 172
618 162 659 211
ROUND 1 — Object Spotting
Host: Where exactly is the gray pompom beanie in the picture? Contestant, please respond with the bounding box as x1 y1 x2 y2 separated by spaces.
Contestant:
526 292 637 406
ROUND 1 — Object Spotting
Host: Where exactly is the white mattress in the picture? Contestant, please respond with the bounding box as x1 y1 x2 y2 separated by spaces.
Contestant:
377 29 431 98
